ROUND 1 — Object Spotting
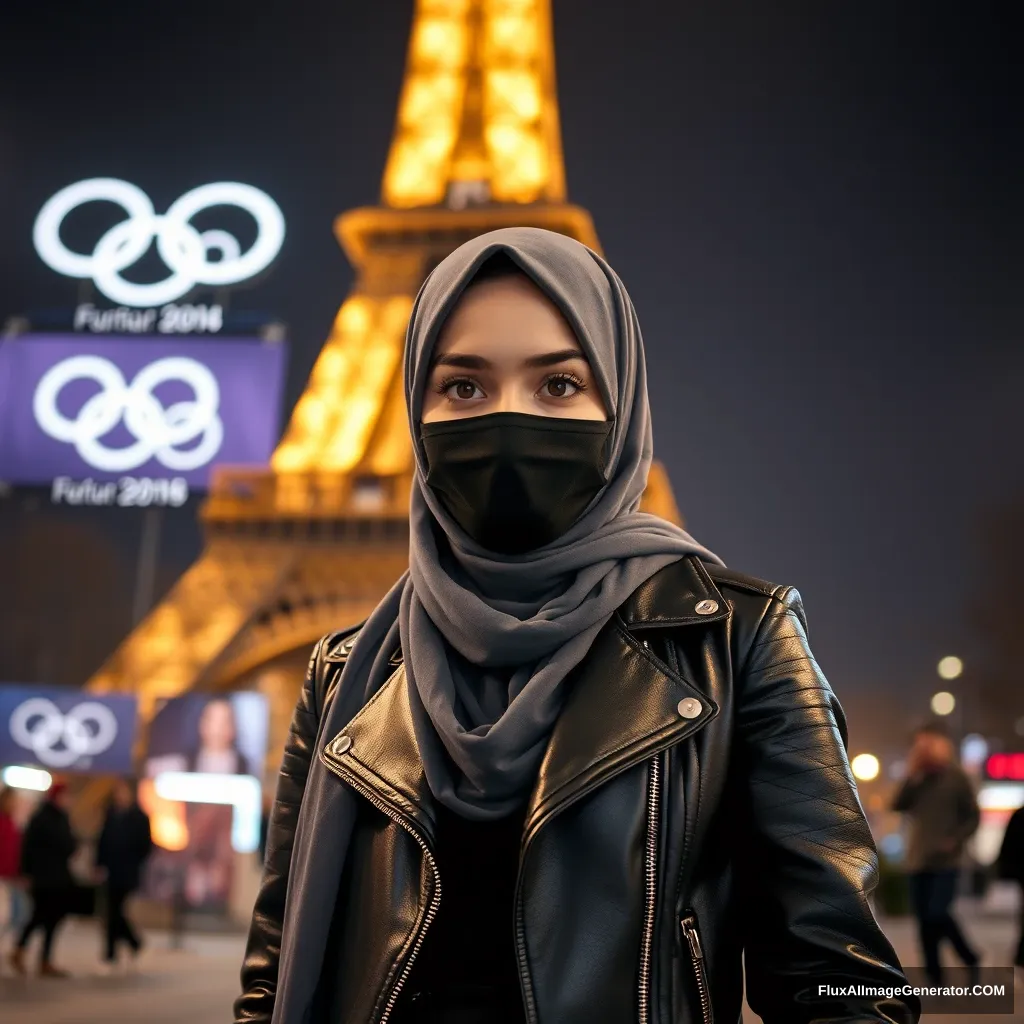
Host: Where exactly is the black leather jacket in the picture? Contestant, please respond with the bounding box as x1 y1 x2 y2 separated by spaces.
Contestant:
237 556 919 1024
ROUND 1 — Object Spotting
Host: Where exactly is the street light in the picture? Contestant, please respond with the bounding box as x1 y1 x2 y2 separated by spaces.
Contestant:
851 753 881 781
938 655 963 680
936 656 966 740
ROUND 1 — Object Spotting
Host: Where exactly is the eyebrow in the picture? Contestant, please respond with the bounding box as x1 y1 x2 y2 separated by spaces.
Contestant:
430 349 587 371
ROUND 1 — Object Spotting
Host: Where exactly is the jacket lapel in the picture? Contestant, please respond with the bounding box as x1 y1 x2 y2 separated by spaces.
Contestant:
322 663 438 841
524 556 729 837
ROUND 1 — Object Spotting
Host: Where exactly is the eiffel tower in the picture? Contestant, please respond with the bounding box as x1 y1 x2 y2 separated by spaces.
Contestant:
87 0 684 758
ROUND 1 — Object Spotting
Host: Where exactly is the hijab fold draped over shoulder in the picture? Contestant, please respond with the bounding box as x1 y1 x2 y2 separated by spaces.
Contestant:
270 227 721 1024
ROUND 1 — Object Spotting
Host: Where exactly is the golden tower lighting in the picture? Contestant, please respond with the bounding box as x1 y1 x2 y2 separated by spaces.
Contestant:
86 0 686 759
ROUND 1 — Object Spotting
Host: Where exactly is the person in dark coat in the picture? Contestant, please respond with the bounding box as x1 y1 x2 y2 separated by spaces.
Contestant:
998 803 1024 968
95 778 152 969
8 780 77 977
891 724 981 985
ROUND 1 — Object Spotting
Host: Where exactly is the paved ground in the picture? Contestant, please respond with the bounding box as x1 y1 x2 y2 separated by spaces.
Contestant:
1 904 1021 1022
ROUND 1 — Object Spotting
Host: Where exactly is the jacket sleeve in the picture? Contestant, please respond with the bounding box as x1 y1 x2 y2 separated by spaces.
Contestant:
234 635 327 1024
95 815 111 871
61 815 78 861
735 587 920 1024
998 808 1024 880
890 775 927 812
139 811 154 863
954 773 980 845
18 816 37 876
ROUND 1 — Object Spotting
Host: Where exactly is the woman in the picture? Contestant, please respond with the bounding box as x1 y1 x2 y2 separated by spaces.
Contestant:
9 780 77 978
237 228 919 1024
188 698 252 776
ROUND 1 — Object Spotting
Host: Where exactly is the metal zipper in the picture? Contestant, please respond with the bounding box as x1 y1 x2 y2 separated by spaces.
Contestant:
319 746 442 1024
638 754 661 1024
513 840 538 1024
513 757 664 1024
681 912 713 1024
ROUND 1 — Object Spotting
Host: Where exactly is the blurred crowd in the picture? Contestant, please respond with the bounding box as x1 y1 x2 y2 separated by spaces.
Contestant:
2 726 1024 983
0 777 152 977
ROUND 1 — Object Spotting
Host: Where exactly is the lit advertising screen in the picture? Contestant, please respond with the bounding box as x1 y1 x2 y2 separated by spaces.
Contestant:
139 691 268 913
0 334 287 498
0 684 138 774
144 691 268 780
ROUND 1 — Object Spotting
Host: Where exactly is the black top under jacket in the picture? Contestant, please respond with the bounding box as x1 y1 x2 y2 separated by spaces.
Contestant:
392 801 528 1024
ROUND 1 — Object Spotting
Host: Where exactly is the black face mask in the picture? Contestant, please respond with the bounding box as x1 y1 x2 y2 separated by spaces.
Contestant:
421 412 613 555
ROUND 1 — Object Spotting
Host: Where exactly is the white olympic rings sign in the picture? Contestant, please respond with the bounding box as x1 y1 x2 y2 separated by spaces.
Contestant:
33 354 224 473
9 698 119 768
33 178 285 307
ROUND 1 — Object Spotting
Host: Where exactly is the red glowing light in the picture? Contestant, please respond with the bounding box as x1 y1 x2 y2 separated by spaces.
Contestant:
985 753 1024 780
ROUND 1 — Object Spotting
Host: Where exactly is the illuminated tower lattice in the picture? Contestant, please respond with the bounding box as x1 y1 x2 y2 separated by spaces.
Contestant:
87 0 684 759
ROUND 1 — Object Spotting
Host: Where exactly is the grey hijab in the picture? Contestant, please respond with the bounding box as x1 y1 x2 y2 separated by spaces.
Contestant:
268 227 722 1021
400 226 722 819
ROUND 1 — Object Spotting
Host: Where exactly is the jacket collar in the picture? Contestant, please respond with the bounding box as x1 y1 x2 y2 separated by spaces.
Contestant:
323 555 727 842
618 554 730 629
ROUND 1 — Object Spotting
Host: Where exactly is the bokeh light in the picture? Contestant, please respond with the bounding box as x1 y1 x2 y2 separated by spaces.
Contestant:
851 753 881 781
937 655 964 680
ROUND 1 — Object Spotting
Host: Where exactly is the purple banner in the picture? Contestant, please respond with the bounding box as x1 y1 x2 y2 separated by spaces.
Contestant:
0 685 139 774
0 334 286 490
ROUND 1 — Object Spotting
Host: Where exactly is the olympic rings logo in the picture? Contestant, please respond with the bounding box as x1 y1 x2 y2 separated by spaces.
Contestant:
33 354 224 473
33 178 286 307
9 698 119 768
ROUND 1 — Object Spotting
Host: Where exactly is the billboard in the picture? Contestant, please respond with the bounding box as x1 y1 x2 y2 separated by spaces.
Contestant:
0 685 138 773
139 691 268 913
0 334 286 495
143 691 268 780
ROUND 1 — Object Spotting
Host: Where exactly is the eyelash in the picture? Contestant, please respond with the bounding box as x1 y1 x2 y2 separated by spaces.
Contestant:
433 372 589 402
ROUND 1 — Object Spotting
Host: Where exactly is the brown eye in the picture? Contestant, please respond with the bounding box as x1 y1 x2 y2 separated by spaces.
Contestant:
435 376 484 402
542 374 585 399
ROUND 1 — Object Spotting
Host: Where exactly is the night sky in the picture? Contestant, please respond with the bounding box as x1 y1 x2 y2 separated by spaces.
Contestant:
0 2 1020 763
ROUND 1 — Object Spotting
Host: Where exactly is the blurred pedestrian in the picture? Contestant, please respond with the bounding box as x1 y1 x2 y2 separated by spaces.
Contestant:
0 787 29 958
891 724 981 984
8 780 77 978
95 778 152 973
997 802 1024 968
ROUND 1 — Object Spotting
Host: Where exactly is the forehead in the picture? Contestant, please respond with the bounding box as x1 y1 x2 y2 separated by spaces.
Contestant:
433 274 584 355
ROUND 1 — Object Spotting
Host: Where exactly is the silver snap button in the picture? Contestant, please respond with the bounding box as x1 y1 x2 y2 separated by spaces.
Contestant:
335 735 353 754
694 599 719 616
677 698 702 719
